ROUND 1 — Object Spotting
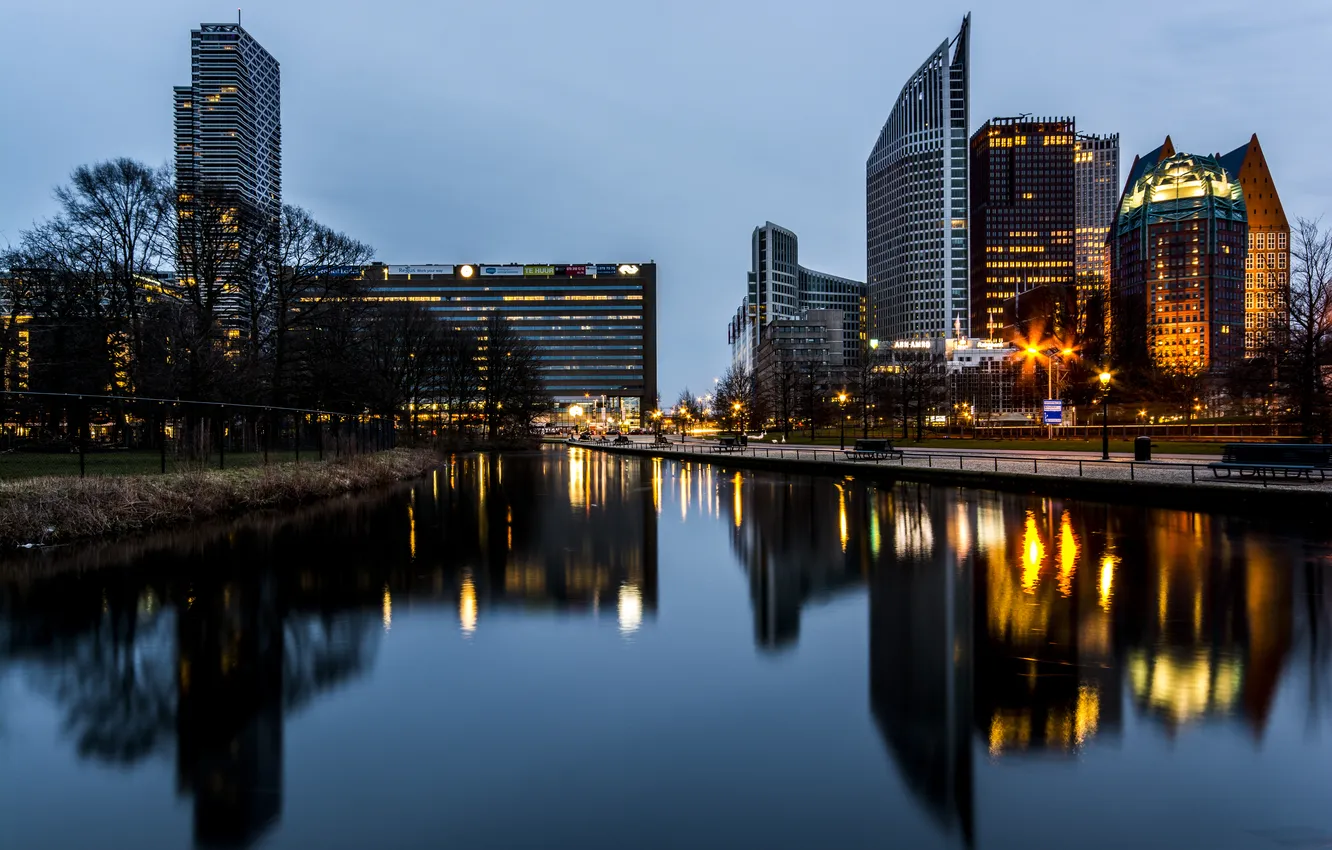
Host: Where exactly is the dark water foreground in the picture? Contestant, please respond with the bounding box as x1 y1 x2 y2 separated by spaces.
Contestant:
2 446 1331 850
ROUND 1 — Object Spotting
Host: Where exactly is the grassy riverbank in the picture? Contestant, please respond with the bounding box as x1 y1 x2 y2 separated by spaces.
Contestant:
0 448 439 549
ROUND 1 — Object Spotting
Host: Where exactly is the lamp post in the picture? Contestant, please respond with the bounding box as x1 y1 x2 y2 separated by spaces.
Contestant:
732 401 742 438
652 409 662 442
837 391 848 450
1099 371 1112 460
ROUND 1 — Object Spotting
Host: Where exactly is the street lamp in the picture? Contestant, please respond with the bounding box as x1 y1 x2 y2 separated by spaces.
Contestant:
837 391 849 450
731 401 742 438
651 409 662 441
1099 371 1112 460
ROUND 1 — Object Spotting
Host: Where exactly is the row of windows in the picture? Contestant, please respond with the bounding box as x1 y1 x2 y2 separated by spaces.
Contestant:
1246 253 1286 270
1249 231 1287 250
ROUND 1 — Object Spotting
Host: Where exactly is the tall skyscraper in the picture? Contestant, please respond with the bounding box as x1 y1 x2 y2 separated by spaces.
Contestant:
866 15 970 343
1108 148 1247 374
968 117 1076 341
728 222 864 371
1073 132 1120 347
1218 135 1290 358
174 23 281 231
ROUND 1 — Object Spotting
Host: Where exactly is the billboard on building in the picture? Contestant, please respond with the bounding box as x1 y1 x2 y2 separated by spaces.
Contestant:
388 264 453 276
480 266 523 277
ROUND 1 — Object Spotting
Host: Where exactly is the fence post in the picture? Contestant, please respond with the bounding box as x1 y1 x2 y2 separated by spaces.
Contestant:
295 412 301 464
77 396 86 478
263 408 270 466
219 404 226 470
318 415 325 461
160 401 167 474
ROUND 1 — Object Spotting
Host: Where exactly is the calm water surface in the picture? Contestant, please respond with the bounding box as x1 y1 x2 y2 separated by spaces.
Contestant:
3 446 1332 850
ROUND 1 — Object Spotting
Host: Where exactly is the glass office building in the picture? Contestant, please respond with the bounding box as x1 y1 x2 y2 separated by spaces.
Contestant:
866 15 970 343
363 263 657 427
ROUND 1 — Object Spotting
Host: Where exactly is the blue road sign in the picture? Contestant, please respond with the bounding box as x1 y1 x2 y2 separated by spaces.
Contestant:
1042 399 1063 425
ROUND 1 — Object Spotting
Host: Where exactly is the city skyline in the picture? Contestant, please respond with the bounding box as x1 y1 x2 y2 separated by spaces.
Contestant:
3 1 1330 393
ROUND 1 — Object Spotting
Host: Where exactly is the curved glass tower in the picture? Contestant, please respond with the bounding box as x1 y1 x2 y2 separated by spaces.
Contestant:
866 14 970 342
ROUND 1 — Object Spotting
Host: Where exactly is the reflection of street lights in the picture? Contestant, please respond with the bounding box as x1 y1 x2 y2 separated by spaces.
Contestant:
837 391 848 450
1099 371 1112 460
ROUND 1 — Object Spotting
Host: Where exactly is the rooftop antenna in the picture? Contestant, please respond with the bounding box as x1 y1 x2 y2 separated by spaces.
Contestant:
238 8 242 25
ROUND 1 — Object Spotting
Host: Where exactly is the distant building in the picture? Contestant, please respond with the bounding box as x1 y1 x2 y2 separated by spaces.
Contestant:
174 23 281 228
1218 135 1290 358
363 263 657 426
866 15 970 342
729 223 864 375
1108 144 1247 374
1073 132 1120 351
968 117 1077 341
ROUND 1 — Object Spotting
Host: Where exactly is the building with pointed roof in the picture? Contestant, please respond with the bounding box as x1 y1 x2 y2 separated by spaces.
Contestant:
1218 135 1289 358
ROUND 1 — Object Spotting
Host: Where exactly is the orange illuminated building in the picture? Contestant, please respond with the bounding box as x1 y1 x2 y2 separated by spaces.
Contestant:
1218 135 1290 358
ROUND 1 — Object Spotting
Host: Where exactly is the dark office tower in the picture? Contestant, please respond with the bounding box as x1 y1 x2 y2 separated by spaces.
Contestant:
1218 135 1290 358
1074 132 1120 351
174 22 281 293
866 15 970 343
1108 145 1247 374
968 118 1076 341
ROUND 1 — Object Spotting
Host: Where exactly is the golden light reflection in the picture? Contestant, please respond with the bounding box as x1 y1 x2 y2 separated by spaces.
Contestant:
680 464 691 521
569 453 586 508
1129 650 1243 726
1099 554 1117 611
618 582 643 635
952 504 972 562
459 572 478 634
433 469 439 505
1021 512 1045 593
381 584 392 632
870 499 881 558
989 712 1031 756
1057 511 1077 597
1075 683 1100 747
836 484 849 552
408 502 417 560
652 458 662 515
733 471 743 528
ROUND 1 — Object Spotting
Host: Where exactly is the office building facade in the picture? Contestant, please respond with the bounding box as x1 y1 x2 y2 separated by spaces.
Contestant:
1108 149 1247 374
1073 132 1120 346
866 15 970 343
174 23 281 227
1219 135 1290 358
968 117 1076 341
364 263 657 426
729 222 864 374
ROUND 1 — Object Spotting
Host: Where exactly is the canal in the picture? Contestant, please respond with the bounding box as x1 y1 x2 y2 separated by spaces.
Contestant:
2 445 1331 849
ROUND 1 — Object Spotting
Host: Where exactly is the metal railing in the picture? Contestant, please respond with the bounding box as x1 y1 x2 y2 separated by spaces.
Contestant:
570 437 1325 490
0 390 395 481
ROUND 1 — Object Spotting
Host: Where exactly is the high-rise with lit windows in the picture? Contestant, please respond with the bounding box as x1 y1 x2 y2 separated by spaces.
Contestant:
729 222 864 372
174 23 281 234
1218 135 1289 358
1108 147 1247 374
1073 132 1119 348
866 14 970 343
968 117 1076 341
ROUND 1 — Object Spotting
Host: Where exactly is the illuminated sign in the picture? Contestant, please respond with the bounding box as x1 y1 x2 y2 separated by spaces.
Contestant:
524 265 556 276
315 265 364 277
480 266 523 277
458 264 475 278
560 264 587 276
595 264 619 276
1043 399 1064 425
388 264 453 276
617 264 640 275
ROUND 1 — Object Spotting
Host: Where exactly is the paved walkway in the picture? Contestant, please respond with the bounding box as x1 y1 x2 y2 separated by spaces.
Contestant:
571 437 1327 494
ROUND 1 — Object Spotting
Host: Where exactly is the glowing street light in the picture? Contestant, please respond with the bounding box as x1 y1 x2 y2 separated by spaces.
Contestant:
1098 371 1113 460
837 391 849 450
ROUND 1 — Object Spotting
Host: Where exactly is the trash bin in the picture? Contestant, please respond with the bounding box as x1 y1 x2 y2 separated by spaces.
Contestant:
1134 436 1152 462
739 435 748 447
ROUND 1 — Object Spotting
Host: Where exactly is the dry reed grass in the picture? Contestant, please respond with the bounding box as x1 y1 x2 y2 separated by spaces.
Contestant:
0 448 439 548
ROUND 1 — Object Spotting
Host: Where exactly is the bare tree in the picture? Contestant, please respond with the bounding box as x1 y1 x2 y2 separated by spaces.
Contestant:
54 159 171 393
435 326 480 435
713 364 753 435
264 205 374 407
479 314 549 440
893 347 946 441
1284 217 1332 439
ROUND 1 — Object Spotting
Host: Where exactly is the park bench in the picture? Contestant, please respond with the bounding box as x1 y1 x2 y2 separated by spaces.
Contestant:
711 437 743 453
844 438 904 462
1208 443 1332 484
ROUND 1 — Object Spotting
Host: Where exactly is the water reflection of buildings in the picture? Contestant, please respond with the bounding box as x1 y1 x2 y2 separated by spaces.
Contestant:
0 448 660 847
719 466 1325 846
719 472 866 648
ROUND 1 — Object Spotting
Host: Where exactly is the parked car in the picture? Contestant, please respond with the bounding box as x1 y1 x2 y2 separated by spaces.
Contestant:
628 428 643 435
